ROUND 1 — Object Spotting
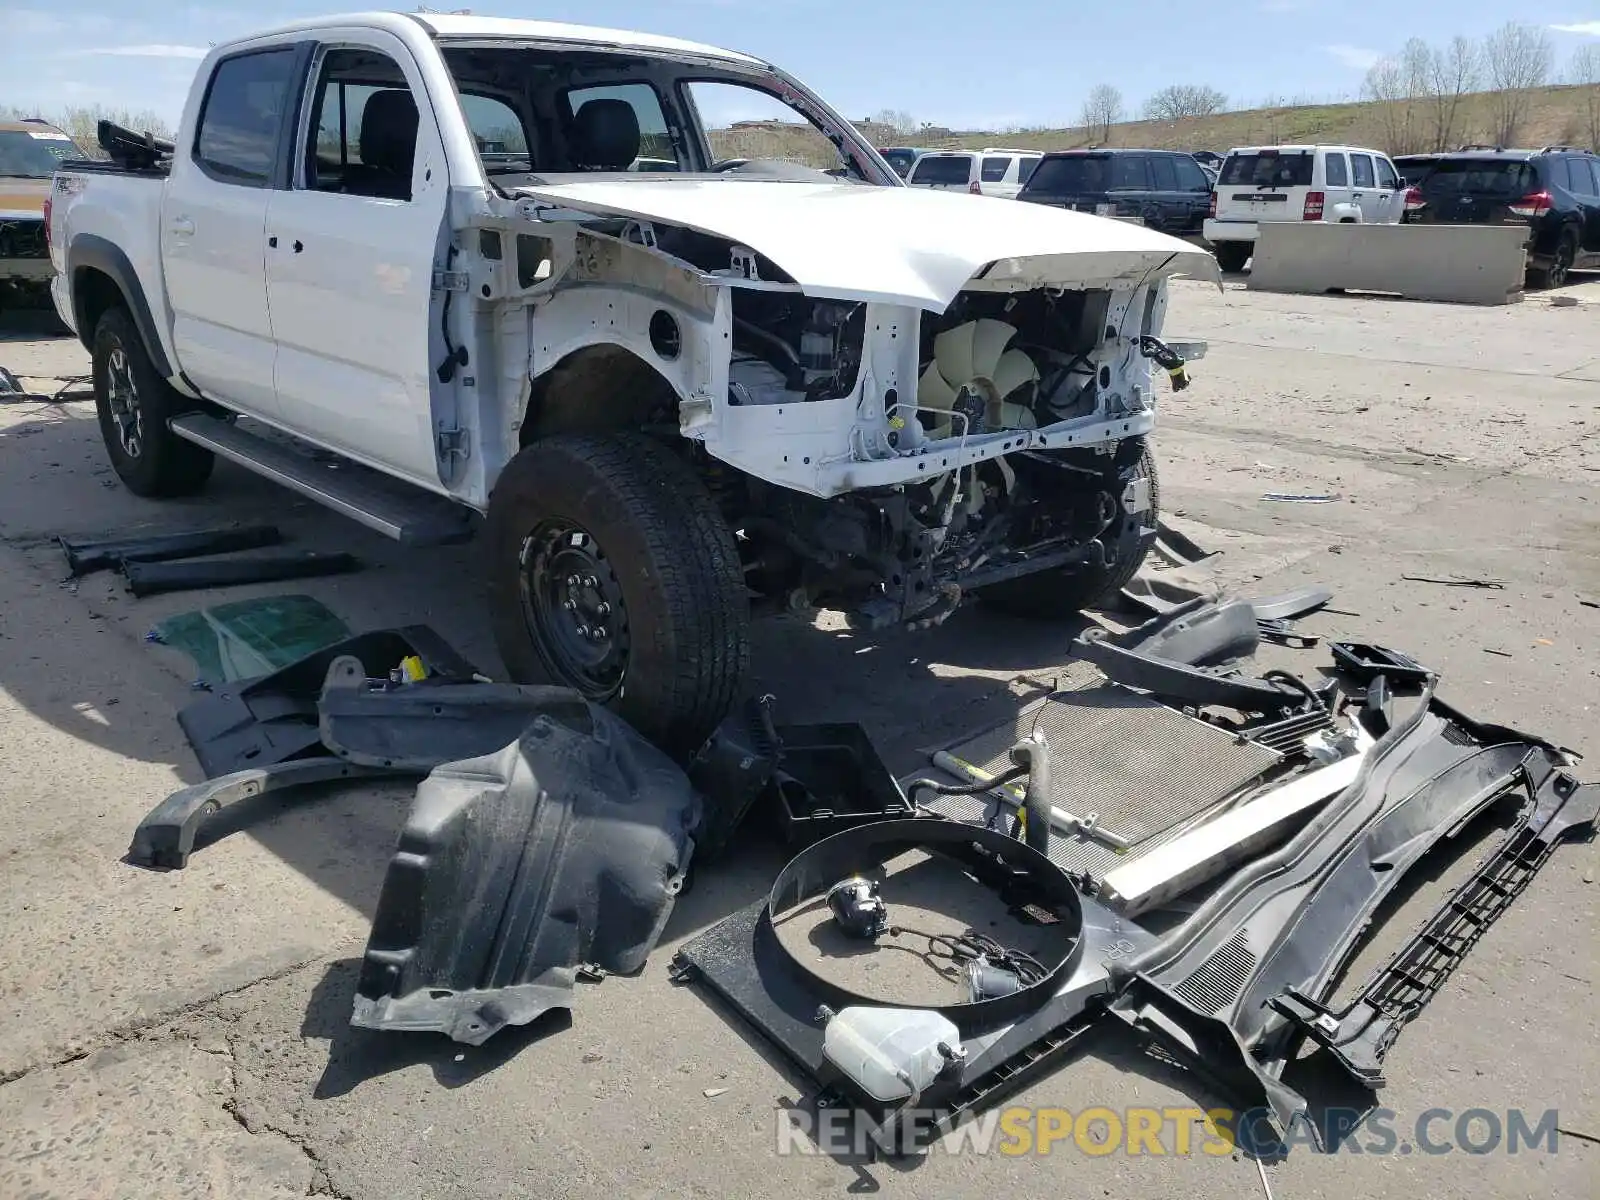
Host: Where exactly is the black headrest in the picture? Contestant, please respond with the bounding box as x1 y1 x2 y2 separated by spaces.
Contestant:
359 89 419 177
572 99 640 171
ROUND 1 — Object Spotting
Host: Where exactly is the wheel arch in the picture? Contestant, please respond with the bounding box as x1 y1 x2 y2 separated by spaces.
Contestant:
519 342 683 448
65 235 171 376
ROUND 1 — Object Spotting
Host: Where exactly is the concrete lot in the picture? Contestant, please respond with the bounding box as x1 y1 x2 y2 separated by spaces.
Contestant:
1 276 1597 1199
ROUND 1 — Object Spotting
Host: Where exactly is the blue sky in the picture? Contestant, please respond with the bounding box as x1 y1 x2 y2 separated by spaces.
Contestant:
4 3 1600 130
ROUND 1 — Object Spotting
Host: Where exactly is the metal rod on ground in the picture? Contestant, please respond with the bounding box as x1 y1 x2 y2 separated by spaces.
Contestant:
930 750 1134 851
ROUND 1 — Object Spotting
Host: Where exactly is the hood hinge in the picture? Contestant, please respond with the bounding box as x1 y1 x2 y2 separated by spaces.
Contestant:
436 423 471 464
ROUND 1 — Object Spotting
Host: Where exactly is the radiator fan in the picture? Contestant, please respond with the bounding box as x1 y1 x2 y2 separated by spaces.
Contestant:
918 318 1039 438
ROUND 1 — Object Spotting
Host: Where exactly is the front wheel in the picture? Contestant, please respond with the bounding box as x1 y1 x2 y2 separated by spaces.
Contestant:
486 433 750 756
1213 242 1251 273
978 444 1159 619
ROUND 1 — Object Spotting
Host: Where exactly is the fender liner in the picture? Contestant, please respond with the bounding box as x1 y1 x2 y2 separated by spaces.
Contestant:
66 233 173 377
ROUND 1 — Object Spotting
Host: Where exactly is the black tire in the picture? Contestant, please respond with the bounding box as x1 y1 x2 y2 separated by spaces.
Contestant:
1528 228 1578 290
978 444 1159 619
486 433 750 755
92 307 214 497
1214 242 1251 273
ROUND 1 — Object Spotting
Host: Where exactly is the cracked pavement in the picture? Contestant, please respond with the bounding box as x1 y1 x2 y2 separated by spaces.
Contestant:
1 277 1597 1198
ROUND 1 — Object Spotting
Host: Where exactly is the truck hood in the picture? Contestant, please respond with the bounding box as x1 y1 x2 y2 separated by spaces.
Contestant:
510 178 1219 309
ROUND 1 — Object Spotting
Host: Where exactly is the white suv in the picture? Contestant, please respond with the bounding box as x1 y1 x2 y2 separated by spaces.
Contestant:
907 148 1043 198
1203 144 1405 272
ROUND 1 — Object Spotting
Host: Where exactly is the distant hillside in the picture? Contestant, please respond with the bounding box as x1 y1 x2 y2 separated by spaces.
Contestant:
715 82 1600 164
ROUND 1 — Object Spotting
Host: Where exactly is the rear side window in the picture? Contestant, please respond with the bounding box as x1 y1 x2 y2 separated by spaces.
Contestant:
1577 159 1600 196
1110 155 1148 189
1174 156 1211 190
1017 157 1039 184
1220 151 1313 187
981 155 1011 182
1351 154 1376 188
1547 158 1572 190
1149 155 1178 190
1376 157 1398 189
195 49 300 186
910 154 972 184
1324 153 1348 186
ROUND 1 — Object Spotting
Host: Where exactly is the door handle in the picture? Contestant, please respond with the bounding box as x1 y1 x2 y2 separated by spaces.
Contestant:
169 215 195 237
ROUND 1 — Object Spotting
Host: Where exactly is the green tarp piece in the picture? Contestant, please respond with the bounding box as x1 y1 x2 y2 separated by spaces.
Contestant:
153 593 351 683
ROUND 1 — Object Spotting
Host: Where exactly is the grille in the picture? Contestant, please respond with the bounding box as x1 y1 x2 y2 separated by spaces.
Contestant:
1173 930 1259 1012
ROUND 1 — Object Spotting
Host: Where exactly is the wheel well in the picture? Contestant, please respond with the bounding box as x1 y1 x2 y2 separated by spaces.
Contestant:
519 344 680 447
72 266 124 348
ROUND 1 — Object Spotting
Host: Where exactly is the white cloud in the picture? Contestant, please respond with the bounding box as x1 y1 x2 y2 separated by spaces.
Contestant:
1325 44 1382 71
1551 21 1600 36
77 44 210 59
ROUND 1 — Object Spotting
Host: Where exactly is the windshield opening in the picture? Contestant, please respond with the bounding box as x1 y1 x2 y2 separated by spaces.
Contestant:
0 129 86 177
437 43 891 185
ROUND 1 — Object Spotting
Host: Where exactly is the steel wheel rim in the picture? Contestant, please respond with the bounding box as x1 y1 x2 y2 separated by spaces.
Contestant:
105 343 143 458
518 519 630 700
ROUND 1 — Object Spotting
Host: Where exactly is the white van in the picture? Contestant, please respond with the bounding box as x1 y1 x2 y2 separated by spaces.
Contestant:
907 148 1043 198
1203 144 1405 271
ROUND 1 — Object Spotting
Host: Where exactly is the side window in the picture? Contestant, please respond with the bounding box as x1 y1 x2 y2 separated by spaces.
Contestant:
1110 154 1148 189
1174 156 1210 191
569 82 678 171
1376 157 1398 190
194 49 299 186
1018 157 1040 184
1547 158 1572 190
461 94 530 168
1149 154 1179 191
1583 160 1600 196
1323 152 1349 187
981 155 1010 183
304 48 419 200
1351 153 1376 188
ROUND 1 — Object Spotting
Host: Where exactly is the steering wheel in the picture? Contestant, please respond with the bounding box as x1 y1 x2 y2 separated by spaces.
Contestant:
710 158 751 173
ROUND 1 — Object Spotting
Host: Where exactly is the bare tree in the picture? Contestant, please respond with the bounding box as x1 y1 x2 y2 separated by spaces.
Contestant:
1425 36 1481 150
1570 43 1600 152
1483 21 1553 146
1362 56 1420 153
1079 84 1123 144
1142 84 1228 121
0 103 173 153
869 109 919 136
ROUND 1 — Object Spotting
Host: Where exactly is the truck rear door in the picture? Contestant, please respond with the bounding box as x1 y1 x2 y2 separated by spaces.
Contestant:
162 44 308 417
1407 158 1540 227
264 33 450 484
1214 148 1313 224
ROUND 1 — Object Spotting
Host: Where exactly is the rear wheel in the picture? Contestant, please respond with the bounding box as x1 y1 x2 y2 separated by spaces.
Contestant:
1213 242 1251 273
978 443 1159 619
92 307 214 497
486 433 750 756
1529 229 1578 290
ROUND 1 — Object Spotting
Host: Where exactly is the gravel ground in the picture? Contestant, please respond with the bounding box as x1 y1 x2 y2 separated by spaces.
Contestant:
1 275 1597 1199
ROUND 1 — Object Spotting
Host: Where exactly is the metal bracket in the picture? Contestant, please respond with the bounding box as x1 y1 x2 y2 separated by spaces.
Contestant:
436 424 471 462
623 220 658 249
432 269 469 293
729 245 761 280
1122 476 1153 516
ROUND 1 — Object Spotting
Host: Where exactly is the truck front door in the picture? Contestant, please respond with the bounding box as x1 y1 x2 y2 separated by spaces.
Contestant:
264 33 450 485
163 45 306 416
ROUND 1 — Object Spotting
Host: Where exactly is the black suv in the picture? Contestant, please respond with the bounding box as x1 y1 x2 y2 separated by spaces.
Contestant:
1401 146 1600 288
1017 149 1213 236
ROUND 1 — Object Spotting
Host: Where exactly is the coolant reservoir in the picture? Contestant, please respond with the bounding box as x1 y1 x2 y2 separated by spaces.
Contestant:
821 1007 962 1102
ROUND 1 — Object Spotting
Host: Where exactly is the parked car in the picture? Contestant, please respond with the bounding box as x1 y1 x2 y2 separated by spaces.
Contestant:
1400 146 1600 288
1203 144 1405 272
0 118 90 316
49 11 1213 751
1190 150 1223 169
1018 149 1213 236
906 148 1043 197
876 146 932 179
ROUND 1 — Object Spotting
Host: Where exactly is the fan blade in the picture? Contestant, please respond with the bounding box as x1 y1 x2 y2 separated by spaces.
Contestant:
932 321 979 388
968 319 1017 379
990 347 1039 399
918 361 958 413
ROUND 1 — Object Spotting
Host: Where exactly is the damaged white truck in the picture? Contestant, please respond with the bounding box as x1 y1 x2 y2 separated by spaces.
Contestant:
49 12 1215 752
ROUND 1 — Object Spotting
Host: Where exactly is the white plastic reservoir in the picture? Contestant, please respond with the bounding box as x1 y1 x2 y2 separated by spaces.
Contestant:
821 1006 962 1102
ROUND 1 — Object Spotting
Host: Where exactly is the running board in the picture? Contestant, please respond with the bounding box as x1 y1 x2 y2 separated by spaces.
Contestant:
168 414 474 547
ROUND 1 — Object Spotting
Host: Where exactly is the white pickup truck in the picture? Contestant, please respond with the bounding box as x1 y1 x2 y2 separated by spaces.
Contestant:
50 11 1214 752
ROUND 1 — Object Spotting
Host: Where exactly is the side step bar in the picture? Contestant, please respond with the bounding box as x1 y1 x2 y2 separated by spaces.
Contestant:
169 414 475 547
